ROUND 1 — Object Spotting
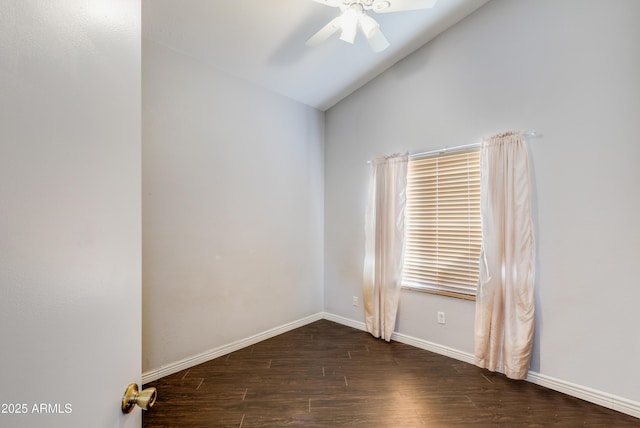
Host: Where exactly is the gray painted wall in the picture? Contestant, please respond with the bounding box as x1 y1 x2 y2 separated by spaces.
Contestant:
325 0 640 403
142 39 325 372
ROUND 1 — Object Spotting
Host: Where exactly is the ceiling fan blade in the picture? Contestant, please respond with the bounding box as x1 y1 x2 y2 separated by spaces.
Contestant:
310 0 343 7
306 17 341 47
366 29 389 52
372 0 437 13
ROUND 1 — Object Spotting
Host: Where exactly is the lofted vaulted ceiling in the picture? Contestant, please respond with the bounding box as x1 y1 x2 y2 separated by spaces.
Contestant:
142 0 490 111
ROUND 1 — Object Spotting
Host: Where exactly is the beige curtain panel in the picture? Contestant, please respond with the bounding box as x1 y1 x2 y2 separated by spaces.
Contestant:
474 131 536 380
363 153 408 341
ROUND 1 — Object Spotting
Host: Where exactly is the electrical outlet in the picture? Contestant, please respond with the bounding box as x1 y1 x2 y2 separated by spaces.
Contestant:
437 311 446 324
353 296 358 306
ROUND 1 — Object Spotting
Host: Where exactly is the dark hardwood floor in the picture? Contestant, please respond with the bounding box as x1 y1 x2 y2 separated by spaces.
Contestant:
143 319 638 427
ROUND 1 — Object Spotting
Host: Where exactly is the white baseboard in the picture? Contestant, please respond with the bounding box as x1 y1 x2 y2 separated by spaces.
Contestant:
614 396 640 419
142 312 323 384
322 311 367 332
322 311 475 365
526 371 640 419
142 311 640 420
391 330 476 365
324 311 640 420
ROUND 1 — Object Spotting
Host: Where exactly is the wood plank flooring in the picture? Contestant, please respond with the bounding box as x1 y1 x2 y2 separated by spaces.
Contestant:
143 320 639 427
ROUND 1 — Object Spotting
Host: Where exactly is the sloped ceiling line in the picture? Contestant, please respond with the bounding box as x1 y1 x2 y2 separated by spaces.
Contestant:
142 0 490 111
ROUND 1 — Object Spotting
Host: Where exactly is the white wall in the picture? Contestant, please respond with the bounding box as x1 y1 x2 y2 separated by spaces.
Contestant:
0 1 141 427
325 0 640 405
142 39 325 372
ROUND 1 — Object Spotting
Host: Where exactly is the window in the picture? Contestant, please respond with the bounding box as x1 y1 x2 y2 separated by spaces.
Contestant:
402 148 481 300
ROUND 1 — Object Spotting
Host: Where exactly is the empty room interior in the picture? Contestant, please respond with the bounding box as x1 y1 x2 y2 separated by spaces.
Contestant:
141 0 639 425
2 0 639 427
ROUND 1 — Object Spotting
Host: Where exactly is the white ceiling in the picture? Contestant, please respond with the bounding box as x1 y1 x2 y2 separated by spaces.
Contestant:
142 0 490 111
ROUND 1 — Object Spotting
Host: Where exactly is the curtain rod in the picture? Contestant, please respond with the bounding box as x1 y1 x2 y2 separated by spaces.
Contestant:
409 130 540 159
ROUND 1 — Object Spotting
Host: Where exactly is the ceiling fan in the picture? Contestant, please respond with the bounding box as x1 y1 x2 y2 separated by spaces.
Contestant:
306 0 437 52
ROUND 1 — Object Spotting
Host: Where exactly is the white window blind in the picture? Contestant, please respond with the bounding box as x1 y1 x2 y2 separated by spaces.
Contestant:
402 148 481 299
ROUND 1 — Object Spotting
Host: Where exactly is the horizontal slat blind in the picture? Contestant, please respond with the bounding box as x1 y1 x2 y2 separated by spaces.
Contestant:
402 148 481 298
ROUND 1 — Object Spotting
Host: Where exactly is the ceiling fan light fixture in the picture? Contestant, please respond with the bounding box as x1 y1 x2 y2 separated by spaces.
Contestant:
339 7 359 44
339 24 357 44
358 13 380 39
367 28 389 52
308 0 437 51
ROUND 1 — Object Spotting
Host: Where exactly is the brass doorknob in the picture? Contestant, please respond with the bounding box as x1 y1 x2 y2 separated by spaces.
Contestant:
121 383 157 414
